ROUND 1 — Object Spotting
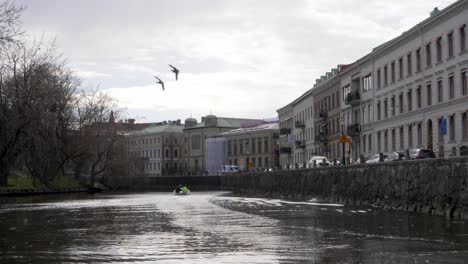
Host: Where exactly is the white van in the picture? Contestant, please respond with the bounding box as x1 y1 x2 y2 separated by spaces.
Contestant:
220 165 240 174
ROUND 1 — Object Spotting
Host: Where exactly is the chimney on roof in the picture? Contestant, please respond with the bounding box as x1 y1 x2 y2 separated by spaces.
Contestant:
430 7 440 17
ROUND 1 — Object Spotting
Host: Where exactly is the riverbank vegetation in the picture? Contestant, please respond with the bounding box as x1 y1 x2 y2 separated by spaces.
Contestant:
0 1 129 191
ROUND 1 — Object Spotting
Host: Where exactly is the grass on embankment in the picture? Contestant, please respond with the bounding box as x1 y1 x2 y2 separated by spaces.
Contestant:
1 170 83 191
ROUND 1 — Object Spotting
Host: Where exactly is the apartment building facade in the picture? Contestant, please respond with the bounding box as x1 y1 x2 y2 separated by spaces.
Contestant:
126 121 184 177
182 115 263 175
222 122 279 171
277 104 294 168
312 68 342 161
340 1 468 160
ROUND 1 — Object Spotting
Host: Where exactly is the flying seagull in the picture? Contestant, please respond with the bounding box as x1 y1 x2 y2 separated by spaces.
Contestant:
154 76 165 91
168 64 179 80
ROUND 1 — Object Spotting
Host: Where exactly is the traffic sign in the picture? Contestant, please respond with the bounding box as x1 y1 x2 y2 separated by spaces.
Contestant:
338 134 350 143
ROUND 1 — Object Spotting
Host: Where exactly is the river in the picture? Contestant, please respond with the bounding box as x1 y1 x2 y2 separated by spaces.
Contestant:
1 192 467 263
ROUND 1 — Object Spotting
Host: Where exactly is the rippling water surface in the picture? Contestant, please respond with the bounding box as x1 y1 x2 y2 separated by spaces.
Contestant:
1 192 467 263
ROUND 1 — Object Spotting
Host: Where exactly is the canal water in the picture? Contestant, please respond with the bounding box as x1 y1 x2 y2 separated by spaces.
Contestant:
1 192 467 264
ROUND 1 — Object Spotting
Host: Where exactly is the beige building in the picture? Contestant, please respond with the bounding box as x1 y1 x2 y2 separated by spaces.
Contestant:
182 115 262 175
221 122 279 171
311 68 343 161
126 121 184 176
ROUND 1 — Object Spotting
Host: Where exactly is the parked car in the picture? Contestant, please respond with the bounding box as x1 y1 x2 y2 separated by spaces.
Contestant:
351 156 367 165
384 152 405 162
308 156 331 167
220 165 240 174
366 153 388 164
410 149 436 159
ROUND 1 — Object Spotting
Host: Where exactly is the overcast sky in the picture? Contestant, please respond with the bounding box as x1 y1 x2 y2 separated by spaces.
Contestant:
17 0 455 122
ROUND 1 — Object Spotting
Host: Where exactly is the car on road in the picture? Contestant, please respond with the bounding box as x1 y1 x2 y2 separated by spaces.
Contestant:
308 156 332 167
384 152 405 162
410 149 436 159
220 165 240 174
366 153 388 164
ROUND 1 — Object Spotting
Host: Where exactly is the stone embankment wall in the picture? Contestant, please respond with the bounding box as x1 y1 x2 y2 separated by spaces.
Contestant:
219 157 468 219
131 157 468 219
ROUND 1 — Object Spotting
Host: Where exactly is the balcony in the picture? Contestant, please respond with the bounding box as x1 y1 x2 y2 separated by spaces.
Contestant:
314 133 327 143
280 147 292 154
295 120 305 128
346 124 360 137
345 90 360 105
295 140 306 148
319 111 328 122
280 128 291 135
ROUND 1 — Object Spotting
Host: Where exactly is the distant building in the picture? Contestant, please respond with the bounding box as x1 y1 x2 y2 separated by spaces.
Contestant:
218 121 279 172
182 115 264 175
126 120 184 176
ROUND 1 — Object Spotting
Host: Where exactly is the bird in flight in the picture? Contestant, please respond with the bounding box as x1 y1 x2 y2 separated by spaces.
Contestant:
154 76 165 91
168 64 179 80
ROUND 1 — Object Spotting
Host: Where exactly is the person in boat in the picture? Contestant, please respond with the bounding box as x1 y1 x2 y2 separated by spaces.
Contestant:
175 184 182 193
181 186 189 194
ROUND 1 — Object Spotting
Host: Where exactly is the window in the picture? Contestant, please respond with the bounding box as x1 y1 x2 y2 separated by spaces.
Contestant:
239 139 244 154
174 149 178 158
391 61 395 83
426 82 432 106
417 123 422 146
462 70 467 96
399 93 404 114
416 86 422 108
399 127 404 149
448 32 454 58
377 69 381 89
407 52 412 76
368 134 372 152
233 140 237 155
449 75 455 99
362 74 372 91
384 130 388 152
377 131 381 152
399 57 404 80
342 85 350 101
416 48 421 72
363 135 366 153
264 138 269 153
426 42 432 67
165 148 169 158
408 124 413 148
436 37 442 63
383 99 388 118
462 112 468 139
407 90 413 112
257 138 262 153
191 135 201 150
437 78 443 103
377 100 381 120
252 139 256 154
449 115 455 141
460 25 466 53
227 140 232 155
384 65 388 86
391 96 395 116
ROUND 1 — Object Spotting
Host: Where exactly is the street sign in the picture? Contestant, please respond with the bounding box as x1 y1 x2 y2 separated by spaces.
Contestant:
338 134 350 143
440 118 447 135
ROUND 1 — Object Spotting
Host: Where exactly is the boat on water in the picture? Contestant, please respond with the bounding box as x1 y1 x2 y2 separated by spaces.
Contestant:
173 189 191 195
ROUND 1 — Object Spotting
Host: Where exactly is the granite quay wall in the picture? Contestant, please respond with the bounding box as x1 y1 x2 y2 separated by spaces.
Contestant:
130 157 468 219
219 157 468 219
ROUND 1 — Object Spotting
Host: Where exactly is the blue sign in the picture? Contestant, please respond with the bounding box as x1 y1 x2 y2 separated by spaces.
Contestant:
440 118 447 135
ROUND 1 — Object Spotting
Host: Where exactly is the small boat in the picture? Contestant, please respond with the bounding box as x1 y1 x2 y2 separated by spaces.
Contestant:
173 190 190 195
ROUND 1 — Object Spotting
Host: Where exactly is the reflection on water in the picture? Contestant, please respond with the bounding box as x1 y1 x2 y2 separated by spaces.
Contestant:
0 192 467 263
